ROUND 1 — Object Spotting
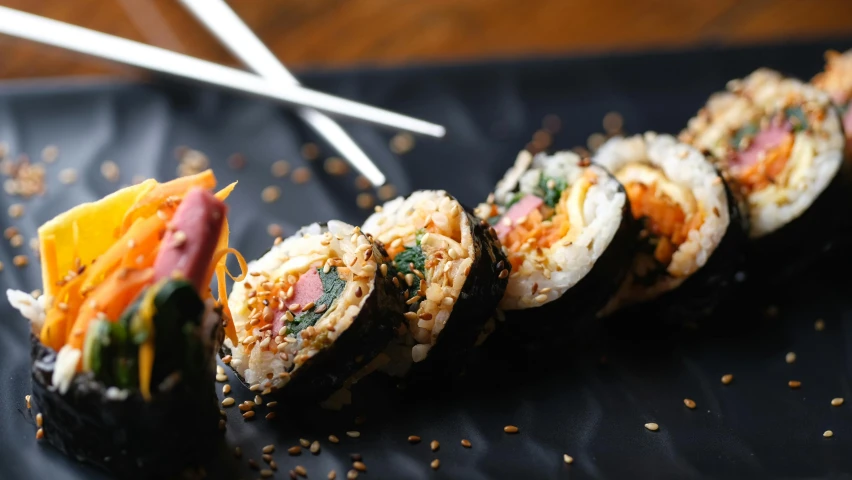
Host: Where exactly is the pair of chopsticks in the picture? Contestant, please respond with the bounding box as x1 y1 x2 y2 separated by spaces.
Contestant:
0 5 446 186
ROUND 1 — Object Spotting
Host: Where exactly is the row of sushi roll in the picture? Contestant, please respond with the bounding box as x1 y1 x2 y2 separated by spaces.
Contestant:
5 50 852 477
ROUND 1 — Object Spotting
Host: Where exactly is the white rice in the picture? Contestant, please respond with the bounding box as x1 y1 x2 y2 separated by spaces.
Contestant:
7 289 46 335
225 221 377 392
480 150 626 311
681 68 844 238
594 132 730 308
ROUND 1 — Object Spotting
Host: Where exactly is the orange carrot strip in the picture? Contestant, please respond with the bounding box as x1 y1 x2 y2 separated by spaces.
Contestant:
82 214 166 292
215 181 237 201
39 274 86 351
120 170 217 234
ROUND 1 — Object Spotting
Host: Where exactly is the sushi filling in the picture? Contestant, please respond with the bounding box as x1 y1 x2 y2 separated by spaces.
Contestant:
476 151 626 310
362 190 474 363
682 69 844 237
226 221 377 391
594 134 729 306
812 49 852 137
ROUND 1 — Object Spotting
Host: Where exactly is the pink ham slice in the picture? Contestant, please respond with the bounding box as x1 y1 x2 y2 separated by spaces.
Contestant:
271 267 324 334
734 122 792 168
494 194 544 241
153 187 227 291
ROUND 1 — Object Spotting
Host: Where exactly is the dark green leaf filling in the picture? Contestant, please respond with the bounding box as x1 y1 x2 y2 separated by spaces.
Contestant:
784 106 808 132
287 266 347 336
730 123 759 149
538 174 568 208
505 192 525 208
394 245 426 299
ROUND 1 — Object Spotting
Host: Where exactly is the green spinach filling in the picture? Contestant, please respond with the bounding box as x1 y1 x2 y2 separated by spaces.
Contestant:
287 266 347 336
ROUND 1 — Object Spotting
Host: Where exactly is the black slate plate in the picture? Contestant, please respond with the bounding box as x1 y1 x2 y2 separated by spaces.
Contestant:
2 39 852 480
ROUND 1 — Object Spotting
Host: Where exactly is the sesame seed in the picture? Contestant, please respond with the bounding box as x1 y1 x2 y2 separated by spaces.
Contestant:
815 319 826 331
219 419 226 430
461 439 471 448
430 440 439 451
243 411 255 419
832 398 844 407
310 441 320 454
347 470 358 480
301 143 320 160
644 423 659 432
788 380 802 389
329 434 340 444
534 294 548 303
268 223 284 238
324 157 349 176
824 430 834 438
353 461 366 472
221 397 235 407
721 374 733 385
563 454 574 464
288 446 302 456
41 145 59 163
786 352 797 364
266 412 277 420
36 413 43 427
498 268 509 279
36 428 44 440
215 374 227 382
10 234 23 247
25 395 30 409
292 167 312 184
295 465 308 477
503 425 519 434
262 186 281 203
683 398 696 409
430 459 440 470
328 470 337 480
222 383 231 394
267 401 278 408
407 435 421 444
171 230 187 247
350 453 362 462
272 160 291 177
227 153 246 170
263 444 275 454
356 193 375 210
346 431 360 438
248 459 259 470
300 438 311 448
8 203 24 218
261 469 274 478
100 161 119 182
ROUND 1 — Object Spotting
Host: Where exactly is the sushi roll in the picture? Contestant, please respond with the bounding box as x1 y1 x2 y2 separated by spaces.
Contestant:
594 133 747 317
362 190 508 380
223 221 403 403
6 171 238 477
812 49 852 159
681 69 847 277
475 150 637 329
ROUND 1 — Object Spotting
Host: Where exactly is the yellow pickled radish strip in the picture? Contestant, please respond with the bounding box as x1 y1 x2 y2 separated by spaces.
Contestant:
40 234 58 302
136 282 161 401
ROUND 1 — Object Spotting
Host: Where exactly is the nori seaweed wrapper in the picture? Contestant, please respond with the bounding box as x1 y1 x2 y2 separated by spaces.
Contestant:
401 206 509 385
28 311 223 479
222 228 405 403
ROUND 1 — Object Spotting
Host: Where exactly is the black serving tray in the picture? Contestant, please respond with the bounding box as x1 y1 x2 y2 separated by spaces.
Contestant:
2 39 852 480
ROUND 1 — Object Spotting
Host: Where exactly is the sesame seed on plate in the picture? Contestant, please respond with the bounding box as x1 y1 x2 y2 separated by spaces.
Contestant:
292 167 312 185
36 428 44 440
59 168 77 185
346 470 358 479
10 234 23 247
215 374 227 382
832 398 844 407
301 143 320 160
221 397 235 407
430 440 439 451
100 161 120 182
289 446 302 456
266 412 276 420
324 157 349 176
328 470 337 480
377 184 397 201
13 255 28 267
8 203 24 218
563 454 574 464
602 111 624 134
461 439 472 448
218 419 226 430
683 398 696 409
721 374 733 385
645 423 659 432
242 411 255 419
261 186 281 203
407 435 421 444
310 441 321 454
824 430 834 438
785 352 797 364
504 425 519 434
300 438 311 447
25 395 30 409
353 461 366 472
255 395 263 405
262 444 275 454
389 132 415 154
430 459 440 470
267 223 284 238
295 465 308 477
223 384 231 395
271 160 290 177
350 453 362 461
41 145 59 163
227 153 247 170
356 193 375 210
346 431 360 438
354 175 371 191
36 413 43 427
788 380 802 389
262 453 273 463
329 434 340 444
261 469 274 478
815 319 826 331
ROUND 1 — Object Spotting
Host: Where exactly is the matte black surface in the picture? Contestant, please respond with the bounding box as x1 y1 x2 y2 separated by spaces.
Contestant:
2 40 852 479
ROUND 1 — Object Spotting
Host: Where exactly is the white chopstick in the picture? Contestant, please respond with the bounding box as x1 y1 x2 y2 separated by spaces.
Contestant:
178 0 387 186
0 6 446 138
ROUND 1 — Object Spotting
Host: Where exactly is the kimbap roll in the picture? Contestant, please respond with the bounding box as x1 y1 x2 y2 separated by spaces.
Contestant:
594 133 746 317
6 170 237 477
223 221 403 402
681 69 847 277
475 150 636 326
812 49 852 158
362 190 508 380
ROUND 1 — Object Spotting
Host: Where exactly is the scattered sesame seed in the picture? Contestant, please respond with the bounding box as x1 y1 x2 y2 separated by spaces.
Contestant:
324 157 349 176
346 470 358 480
310 441 321 454
356 193 375 210
292 167 312 184
36 413 43 427
8 203 24 218
430 459 440 470
41 145 59 163
227 153 247 170
377 184 397 201
267 401 278 408
786 352 797 364
407 435 421 444
563 454 574 464
602 111 624 134
10 234 23 247
267 223 284 238
788 380 802 389
721 374 733 385
815 319 826 331
266 412 276 420
301 143 320 160
272 160 291 177
215 374 227 382
430 440 439 451
25 395 31 409
255 395 263 405
100 161 120 182
498 269 509 279
221 397 235 407
353 461 366 472
329 434 340 444
542 114 562 133
824 430 834 438
350 453 362 462
219 419 226 430
36 428 44 440
59 168 78 185
354 175 371 191
587 133 607 152
832 398 844 407
295 465 308 477
13 255 28 268
248 458 259 470
289 446 302 456
504 425 519 434
300 438 311 447
645 423 659 432
328 470 337 480
262 185 281 203
261 469 274 478
461 439 472 448
223 384 231 395
346 431 361 438
683 398 696 409
243 411 255 419
389 132 415 154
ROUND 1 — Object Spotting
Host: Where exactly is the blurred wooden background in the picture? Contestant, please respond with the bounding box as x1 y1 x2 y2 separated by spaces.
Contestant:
1 0 852 79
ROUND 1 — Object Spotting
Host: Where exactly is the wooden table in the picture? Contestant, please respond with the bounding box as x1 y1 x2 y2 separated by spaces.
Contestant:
1 0 851 79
